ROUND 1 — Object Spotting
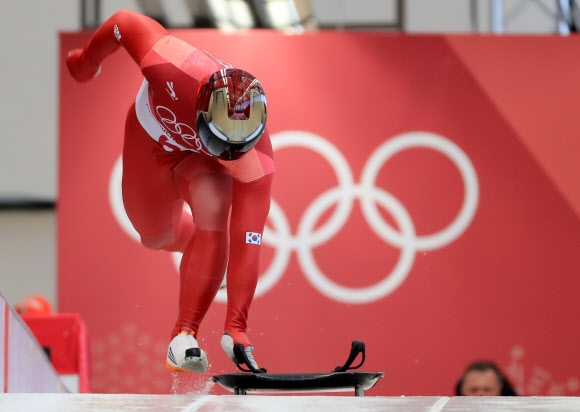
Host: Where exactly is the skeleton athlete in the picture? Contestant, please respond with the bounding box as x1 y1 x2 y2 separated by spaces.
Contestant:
66 9 273 373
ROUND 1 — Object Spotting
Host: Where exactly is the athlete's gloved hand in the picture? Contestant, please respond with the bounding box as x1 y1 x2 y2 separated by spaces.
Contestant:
66 49 101 82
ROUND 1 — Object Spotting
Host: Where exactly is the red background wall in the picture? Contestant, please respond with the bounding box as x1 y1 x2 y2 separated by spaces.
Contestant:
59 31 580 396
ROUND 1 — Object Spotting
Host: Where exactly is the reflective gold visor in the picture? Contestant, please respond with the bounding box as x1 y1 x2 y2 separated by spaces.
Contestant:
196 68 267 160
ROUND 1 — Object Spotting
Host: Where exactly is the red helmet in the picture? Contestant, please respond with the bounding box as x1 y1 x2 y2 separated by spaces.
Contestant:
196 68 267 160
15 295 53 315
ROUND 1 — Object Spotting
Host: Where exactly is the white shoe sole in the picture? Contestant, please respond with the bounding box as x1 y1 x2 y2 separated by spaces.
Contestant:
166 350 208 373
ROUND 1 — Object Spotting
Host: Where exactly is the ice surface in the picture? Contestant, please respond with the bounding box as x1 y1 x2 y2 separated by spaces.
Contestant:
1 394 579 412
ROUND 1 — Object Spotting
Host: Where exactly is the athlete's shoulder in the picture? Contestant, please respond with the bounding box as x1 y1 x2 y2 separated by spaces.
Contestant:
142 38 227 82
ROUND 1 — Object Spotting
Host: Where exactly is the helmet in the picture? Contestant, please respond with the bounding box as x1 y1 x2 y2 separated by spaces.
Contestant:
15 295 53 315
196 68 267 161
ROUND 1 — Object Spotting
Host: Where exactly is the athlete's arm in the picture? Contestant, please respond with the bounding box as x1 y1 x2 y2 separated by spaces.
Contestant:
66 9 168 82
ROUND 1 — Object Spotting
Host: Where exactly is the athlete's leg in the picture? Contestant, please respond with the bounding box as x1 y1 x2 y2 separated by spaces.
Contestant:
171 166 233 338
121 105 194 253
224 173 273 347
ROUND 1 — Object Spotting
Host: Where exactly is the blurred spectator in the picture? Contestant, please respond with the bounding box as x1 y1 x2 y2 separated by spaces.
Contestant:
455 360 519 396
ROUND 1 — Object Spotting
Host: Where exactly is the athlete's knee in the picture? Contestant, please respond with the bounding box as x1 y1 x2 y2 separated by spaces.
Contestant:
139 232 174 251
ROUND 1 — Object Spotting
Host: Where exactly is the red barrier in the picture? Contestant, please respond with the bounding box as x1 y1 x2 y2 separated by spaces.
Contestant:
21 314 90 393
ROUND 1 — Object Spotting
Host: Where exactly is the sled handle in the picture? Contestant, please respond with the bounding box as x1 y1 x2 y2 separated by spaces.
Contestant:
334 340 366 372
233 343 267 374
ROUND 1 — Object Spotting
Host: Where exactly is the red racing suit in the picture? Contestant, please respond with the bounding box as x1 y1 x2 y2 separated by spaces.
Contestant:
66 9 274 347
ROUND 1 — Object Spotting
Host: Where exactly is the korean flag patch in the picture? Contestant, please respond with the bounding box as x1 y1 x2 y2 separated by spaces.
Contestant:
246 232 262 245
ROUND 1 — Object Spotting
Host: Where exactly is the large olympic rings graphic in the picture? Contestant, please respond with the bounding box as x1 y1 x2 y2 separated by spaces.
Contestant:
109 131 479 304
